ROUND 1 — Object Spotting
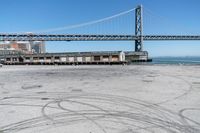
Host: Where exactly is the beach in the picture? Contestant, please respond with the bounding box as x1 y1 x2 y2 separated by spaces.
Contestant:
0 65 200 133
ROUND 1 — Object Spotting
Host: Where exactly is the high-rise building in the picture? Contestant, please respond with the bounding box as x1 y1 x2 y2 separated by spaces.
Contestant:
31 41 46 54
11 41 31 52
0 41 46 55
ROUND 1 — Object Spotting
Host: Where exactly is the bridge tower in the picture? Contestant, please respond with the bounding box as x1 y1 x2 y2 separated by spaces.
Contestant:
135 5 143 52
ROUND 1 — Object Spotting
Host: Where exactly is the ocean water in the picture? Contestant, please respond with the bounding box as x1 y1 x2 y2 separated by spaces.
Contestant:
151 57 200 65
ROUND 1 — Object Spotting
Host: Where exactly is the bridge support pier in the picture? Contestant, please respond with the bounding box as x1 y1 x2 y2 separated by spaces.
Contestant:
135 5 143 52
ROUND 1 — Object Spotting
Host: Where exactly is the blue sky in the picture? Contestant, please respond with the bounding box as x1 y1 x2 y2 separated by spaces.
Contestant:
0 0 200 57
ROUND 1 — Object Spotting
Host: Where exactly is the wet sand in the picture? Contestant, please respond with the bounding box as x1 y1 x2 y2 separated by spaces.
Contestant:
0 65 200 133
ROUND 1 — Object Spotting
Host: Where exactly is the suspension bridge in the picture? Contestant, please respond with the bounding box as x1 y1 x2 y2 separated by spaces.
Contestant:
0 5 200 53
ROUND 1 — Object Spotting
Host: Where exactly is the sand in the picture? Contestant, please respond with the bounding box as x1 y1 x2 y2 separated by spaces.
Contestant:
0 65 200 133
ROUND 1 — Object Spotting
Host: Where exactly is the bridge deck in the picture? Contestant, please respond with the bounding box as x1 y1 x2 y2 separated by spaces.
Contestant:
0 34 200 41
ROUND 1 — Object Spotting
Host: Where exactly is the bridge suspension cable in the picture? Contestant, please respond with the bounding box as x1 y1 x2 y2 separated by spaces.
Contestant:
33 8 136 34
143 7 198 35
